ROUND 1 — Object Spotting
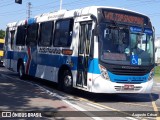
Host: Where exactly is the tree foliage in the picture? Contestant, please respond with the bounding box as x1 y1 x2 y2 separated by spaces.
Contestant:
0 29 5 39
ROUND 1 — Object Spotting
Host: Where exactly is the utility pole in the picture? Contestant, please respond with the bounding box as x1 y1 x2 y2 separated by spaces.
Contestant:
60 0 62 10
27 2 31 19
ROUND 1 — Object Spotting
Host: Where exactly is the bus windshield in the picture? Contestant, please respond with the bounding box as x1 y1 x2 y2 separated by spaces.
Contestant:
100 23 154 66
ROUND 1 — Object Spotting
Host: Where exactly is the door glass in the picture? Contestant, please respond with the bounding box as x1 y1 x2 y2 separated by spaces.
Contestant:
10 30 15 50
77 22 92 87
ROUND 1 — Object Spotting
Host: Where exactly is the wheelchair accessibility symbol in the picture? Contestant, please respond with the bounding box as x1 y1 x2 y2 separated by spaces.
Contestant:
131 55 138 65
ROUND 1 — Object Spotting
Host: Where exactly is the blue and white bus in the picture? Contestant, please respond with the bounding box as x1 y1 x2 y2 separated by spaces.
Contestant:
4 6 155 93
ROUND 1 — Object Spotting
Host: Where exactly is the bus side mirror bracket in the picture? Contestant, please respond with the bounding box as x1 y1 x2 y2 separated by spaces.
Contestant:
155 47 157 52
94 25 99 36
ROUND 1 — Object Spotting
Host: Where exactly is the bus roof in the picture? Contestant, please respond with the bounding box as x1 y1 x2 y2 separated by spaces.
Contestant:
6 6 148 27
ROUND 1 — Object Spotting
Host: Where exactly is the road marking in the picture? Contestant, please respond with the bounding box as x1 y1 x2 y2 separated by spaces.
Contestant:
2 73 157 120
87 103 105 110
156 83 160 86
150 94 160 120
0 83 15 86
126 117 139 120
2 73 135 119
2 74 103 120
79 98 133 117
64 100 103 120
36 85 103 120
121 102 160 108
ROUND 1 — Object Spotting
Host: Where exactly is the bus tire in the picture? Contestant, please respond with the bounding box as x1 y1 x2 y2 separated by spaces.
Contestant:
18 63 26 79
62 70 73 93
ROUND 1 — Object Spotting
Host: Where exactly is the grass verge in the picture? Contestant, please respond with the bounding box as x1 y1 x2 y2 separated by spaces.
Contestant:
154 66 160 83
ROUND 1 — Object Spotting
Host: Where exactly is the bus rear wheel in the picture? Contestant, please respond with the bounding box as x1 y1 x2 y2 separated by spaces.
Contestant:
18 63 25 79
62 70 73 93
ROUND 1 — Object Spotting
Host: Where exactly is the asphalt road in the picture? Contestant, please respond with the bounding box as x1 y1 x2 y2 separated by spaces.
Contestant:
0 67 159 120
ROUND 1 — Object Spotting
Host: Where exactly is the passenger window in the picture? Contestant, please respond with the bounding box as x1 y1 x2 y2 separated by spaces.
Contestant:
10 30 15 50
39 21 53 47
5 27 9 46
53 19 73 47
26 23 38 46
86 23 92 54
79 24 86 54
79 23 92 54
16 25 26 46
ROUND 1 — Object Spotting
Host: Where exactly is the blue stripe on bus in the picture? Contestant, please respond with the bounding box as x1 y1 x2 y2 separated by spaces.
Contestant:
88 58 101 74
108 71 149 83
6 51 28 62
29 47 37 76
6 51 101 74
37 54 78 70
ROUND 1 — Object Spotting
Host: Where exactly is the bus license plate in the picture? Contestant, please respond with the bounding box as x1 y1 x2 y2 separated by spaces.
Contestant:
123 85 134 90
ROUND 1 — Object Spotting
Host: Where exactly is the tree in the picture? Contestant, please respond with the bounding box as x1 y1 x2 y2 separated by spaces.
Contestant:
0 29 5 39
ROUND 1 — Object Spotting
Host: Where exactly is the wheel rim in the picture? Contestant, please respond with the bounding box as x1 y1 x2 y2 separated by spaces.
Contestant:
64 75 72 87
19 65 23 77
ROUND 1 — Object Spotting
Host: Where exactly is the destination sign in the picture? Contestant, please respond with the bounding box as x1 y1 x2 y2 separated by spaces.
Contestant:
144 28 153 35
130 26 142 33
103 11 144 25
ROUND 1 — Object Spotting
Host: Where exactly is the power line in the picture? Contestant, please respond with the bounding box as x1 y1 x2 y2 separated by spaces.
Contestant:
120 0 160 8
31 0 97 13
0 9 25 15
0 2 14 7
32 0 97 11
0 11 25 17
0 0 60 15
32 0 59 9
0 0 13 5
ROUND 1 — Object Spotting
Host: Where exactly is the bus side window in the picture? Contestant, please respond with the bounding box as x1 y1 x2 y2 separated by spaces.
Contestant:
10 30 15 50
53 19 73 47
79 24 86 54
39 21 53 47
68 19 74 46
86 23 92 55
16 25 26 46
5 27 9 46
26 23 39 46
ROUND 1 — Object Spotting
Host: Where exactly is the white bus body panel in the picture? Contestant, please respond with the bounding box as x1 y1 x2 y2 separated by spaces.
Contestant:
91 74 153 93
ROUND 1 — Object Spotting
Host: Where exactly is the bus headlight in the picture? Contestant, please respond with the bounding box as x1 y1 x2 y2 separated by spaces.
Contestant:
148 68 154 81
99 65 109 80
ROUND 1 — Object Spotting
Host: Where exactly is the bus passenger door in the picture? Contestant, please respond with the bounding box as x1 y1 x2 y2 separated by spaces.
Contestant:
77 22 92 88
4 29 15 69
9 30 15 69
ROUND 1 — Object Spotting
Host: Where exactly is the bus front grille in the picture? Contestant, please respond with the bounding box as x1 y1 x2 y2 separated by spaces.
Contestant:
109 68 149 76
114 79 146 84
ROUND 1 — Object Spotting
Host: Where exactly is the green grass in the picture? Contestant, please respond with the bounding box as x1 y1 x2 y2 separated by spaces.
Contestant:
154 66 160 83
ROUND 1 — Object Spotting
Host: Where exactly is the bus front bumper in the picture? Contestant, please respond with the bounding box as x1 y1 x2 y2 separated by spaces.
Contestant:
91 76 153 93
